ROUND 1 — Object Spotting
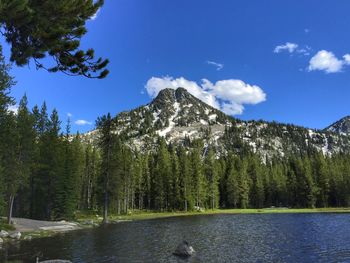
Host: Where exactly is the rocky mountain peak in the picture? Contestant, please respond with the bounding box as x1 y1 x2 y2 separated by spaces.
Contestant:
325 116 350 134
152 88 176 106
151 87 201 108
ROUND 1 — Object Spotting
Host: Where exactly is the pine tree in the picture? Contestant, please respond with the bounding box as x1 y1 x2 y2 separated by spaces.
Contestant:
0 46 15 116
204 148 219 209
3 95 36 224
30 103 50 219
56 121 84 219
12 95 36 218
81 144 99 210
143 154 152 210
0 0 109 78
178 147 193 211
170 146 181 210
226 154 240 208
314 154 330 207
0 46 15 215
238 158 249 208
2 112 19 223
45 109 64 220
191 148 206 209
153 138 171 210
248 155 265 208
96 113 114 223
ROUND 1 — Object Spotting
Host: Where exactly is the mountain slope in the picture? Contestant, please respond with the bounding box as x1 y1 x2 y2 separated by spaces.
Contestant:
83 88 350 159
325 116 350 135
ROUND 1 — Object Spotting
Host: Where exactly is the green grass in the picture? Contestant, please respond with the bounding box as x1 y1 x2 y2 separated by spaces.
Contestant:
77 207 350 223
0 218 15 231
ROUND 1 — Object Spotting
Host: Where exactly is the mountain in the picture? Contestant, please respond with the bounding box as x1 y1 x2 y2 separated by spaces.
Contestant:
325 116 350 135
83 87 350 159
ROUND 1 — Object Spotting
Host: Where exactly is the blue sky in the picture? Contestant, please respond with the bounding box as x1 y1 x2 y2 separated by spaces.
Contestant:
3 0 350 132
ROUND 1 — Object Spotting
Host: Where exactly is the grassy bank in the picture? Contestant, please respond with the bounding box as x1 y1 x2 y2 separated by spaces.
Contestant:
1 208 349 243
0 219 15 232
76 207 350 223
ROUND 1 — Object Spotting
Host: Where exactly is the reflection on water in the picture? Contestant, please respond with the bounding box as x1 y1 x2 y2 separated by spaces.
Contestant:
1 213 350 263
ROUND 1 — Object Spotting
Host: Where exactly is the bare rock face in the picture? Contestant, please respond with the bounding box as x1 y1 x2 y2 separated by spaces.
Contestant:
173 241 196 257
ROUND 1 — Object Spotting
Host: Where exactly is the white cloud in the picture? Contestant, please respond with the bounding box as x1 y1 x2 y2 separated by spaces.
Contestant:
274 42 299 53
343 54 350 65
308 50 344 73
67 112 73 118
145 76 266 115
75 119 92 126
8 105 18 114
206 60 224 71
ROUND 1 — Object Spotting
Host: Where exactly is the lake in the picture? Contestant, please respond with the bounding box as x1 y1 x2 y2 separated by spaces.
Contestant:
2 213 350 263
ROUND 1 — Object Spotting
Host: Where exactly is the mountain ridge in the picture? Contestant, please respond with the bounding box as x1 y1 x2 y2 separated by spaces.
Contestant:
83 87 350 159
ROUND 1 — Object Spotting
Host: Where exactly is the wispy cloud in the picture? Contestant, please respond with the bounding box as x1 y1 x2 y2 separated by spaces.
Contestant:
145 76 266 115
274 42 299 53
206 60 224 71
75 119 93 126
274 42 311 56
296 46 311 56
67 112 73 118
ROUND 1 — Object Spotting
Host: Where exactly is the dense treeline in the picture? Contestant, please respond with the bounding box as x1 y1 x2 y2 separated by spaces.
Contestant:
2 49 350 223
4 110 350 223
92 134 350 213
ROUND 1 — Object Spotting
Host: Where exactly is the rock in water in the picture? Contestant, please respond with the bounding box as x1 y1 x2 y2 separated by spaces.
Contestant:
173 241 195 257
0 230 9 238
9 231 21 239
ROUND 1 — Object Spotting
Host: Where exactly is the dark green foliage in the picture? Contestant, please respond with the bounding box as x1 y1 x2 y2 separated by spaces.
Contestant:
0 0 109 78
96 113 114 222
2 89 350 220
0 46 14 214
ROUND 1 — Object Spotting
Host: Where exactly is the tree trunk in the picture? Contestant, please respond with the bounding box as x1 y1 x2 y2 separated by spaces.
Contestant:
7 194 15 225
184 184 188 212
103 143 111 224
102 188 108 224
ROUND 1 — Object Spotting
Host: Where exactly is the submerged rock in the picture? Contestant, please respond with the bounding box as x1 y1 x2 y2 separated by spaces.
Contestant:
0 230 9 238
173 241 195 257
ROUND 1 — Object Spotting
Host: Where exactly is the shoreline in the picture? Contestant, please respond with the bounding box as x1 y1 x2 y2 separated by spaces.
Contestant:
2 208 350 243
105 207 350 221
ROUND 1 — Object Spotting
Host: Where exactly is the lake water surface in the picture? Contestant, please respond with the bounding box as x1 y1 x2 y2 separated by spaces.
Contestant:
2 213 350 263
